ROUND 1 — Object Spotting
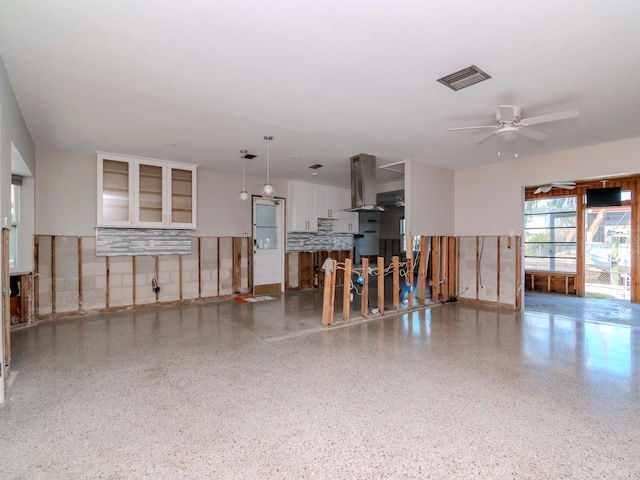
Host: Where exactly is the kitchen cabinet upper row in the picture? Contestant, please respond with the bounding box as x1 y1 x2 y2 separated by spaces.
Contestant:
97 153 197 229
287 181 359 233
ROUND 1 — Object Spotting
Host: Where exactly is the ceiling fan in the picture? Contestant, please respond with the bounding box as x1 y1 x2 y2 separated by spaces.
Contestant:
449 105 579 145
534 182 576 194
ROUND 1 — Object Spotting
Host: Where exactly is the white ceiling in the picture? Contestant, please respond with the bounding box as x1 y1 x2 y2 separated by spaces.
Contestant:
2 0 640 188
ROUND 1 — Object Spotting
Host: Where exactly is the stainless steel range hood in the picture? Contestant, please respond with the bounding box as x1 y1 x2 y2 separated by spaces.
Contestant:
345 153 385 212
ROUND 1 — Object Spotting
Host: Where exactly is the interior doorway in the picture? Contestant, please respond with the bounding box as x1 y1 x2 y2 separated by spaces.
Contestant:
252 197 285 295
584 206 632 300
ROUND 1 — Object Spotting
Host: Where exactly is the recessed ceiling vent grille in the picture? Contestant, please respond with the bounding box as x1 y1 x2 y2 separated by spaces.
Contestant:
308 164 323 169
437 65 491 91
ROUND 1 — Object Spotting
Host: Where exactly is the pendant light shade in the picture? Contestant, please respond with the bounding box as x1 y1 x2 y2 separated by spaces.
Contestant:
239 149 249 200
262 135 274 198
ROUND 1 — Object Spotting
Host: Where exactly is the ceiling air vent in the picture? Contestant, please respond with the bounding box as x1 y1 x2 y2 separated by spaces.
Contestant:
437 65 491 91
308 164 323 169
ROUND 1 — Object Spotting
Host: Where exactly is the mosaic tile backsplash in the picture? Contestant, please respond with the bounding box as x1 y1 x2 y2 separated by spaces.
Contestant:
96 228 192 256
287 232 353 252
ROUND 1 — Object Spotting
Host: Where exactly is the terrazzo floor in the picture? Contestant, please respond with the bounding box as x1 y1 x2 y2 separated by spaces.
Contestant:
2 291 640 478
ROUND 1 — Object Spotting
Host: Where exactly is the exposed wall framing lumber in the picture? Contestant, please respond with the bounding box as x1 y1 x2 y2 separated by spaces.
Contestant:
343 258 352 321
378 257 384 314
392 256 399 310
78 237 83 311
419 237 427 304
3 228 10 381
51 236 56 314
361 257 369 317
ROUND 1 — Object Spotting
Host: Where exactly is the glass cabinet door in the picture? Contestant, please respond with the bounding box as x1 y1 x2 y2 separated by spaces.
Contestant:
136 161 165 225
170 166 195 226
100 157 132 225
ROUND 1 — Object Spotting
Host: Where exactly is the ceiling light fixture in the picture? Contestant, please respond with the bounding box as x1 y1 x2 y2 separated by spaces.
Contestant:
262 135 274 197
239 149 249 201
497 126 519 142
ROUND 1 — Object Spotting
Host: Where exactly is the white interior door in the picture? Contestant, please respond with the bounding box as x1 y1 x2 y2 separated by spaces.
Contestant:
253 198 284 295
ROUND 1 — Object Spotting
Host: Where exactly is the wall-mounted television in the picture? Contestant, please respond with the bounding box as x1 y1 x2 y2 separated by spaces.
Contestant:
586 187 622 207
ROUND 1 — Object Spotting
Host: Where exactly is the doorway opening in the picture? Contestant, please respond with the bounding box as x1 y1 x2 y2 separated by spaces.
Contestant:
252 197 285 295
584 206 632 300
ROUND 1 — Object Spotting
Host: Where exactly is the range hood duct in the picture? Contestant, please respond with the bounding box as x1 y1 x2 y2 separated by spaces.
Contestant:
346 154 384 212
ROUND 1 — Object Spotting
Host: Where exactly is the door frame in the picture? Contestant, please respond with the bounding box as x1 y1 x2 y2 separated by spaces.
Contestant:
251 195 286 295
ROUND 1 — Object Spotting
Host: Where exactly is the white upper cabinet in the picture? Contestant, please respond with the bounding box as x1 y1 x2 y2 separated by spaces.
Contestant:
98 154 135 227
315 186 339 219
336 187 359 233
287 181 358 233
97 153 197 229
168 164 197 228
287 181 317 232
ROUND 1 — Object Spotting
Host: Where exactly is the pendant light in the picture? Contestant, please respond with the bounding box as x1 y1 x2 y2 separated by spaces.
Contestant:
262 135 274 197
239 149 249 201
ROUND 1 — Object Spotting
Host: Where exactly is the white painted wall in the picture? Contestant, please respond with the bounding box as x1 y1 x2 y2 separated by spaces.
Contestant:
0 55 35 403
35 150 95 236
35 148 286 237
455 136 640 236
405 159 454 236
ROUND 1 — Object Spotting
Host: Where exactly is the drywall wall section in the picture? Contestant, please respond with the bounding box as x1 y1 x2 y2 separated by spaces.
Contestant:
455 136 640 237
35 150 96 236
34 235 250 317
1 57 35 221
405 159 454 236
457 235 520 309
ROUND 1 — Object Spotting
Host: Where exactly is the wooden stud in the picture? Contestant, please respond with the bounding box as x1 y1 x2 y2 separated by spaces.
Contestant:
496 236 501 304
432 236 440 301
448 237 457 298
232 237 242 294
197 237 202 299
329 259 337 318
407 257 414 307
321 265 334 326
516 235 522 310
630 180 640 303
105 256 110 308
475 236 479 301
179 254 183 300
441 238 449 301
78 237 83 311
378 257 384 315
406 235 413 260
392 255 399 310
217 238 221 297
361 257 369 317
51 235 56 314
34 236 39 316
132 256 137 305
247 237 253 293
419 237 427 304
343 257 352 322
3 228 10 381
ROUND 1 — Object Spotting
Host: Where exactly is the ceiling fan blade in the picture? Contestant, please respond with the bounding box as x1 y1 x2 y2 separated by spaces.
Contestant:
535 185 553 194
474 130 498 145
518 127 548 141
448 125 497 131
519 108 579 127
